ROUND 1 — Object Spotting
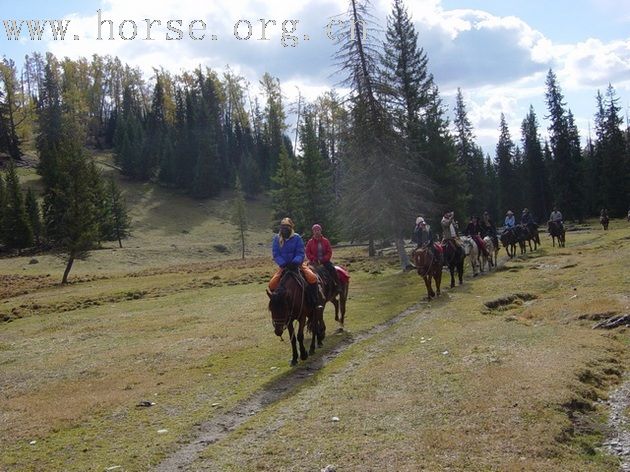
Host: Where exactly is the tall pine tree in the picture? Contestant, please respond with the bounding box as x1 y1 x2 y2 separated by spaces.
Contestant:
43 140 100 283
595 84 628 216
298 111 336 239
336 0 430 265
36 55 63 188
381 0 433 147
453 88 485 216
25 187 42 246
544 69 584 220
2 159 33 251
271 144 303 233
495 113 516 214
521 106 550 222
0 59 23 159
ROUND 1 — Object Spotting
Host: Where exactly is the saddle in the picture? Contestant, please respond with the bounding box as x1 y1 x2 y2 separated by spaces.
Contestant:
442 239 461 251
281 265 307 290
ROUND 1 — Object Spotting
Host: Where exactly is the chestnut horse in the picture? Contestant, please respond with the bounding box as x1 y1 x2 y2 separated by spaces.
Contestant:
412 245 443 300
267 268 322 366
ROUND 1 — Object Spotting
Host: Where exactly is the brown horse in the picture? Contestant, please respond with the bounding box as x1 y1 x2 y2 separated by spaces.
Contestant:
310 264 349 330
548 221 565 247
442 240 465 287
522 223 541 251
600 215 610 230
413 245 444 299
267 269 322 366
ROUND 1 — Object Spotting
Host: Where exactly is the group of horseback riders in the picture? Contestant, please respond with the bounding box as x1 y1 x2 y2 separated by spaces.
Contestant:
412 210 497 257
267 203 579 308
268 217 340 311
412 207 569 256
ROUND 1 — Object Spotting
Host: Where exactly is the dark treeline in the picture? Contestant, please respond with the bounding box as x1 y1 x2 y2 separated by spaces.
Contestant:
1 0 629 268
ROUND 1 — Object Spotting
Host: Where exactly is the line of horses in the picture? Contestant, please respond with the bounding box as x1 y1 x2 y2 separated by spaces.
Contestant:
414 221 568 301
265 220 572 365
266 215 626 364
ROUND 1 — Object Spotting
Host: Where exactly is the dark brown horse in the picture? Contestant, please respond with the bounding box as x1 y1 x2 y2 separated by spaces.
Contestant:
501 226 528 257
412 245 443 300
548 221 565 247
523 223 541 251
267 269 322 366
500 228 518 258
442 240 465 288
600 215 610 230
310 263 350 331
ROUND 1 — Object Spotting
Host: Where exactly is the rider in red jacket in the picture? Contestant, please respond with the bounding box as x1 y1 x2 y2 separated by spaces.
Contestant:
305 224 340 288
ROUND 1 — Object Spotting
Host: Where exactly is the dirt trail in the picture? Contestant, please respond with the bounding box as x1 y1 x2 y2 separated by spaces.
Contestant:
153 301 430 471
604 376 630 471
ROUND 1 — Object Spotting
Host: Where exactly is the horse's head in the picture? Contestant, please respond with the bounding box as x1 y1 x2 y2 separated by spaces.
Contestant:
460 237 473 255
483 236 494 251
413 247 429 271
267 287 290 337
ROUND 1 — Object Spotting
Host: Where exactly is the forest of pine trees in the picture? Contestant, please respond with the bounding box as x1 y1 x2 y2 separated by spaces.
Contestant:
1 0 629 267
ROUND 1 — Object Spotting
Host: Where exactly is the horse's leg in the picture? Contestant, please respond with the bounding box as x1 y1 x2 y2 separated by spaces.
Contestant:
332 297 340 323
449 264 456 288
287 322 298 366
339 285 347 326
317 307 325 346
297 318 308 360
423 275 434 299
435 267 442 296
309 311 320 353
458 260 464 285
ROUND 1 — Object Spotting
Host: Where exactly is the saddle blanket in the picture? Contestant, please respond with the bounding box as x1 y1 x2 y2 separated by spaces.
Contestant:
335 265 350 284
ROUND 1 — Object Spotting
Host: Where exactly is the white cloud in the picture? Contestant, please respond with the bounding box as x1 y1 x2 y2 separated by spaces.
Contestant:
556 37 630 89
47 0 349 82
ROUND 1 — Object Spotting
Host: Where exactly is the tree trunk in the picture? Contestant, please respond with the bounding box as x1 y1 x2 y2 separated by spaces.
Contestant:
240 228 245 260
395 238 412 271
368 237 375 257
62 254 75 284
116 225 123 248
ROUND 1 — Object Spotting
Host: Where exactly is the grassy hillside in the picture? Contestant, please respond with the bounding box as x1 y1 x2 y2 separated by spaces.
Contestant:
3 151 275 279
